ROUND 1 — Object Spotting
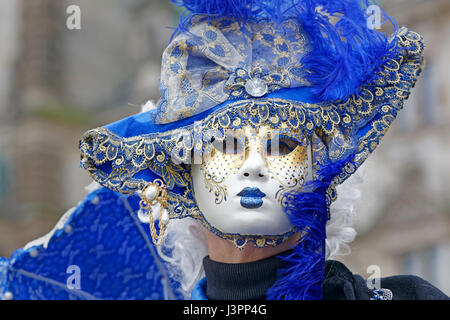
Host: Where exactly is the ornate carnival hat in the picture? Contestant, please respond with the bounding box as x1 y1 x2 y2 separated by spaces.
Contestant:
79 0 424 248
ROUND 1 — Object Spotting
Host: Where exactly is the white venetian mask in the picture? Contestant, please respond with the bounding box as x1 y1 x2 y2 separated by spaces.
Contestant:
191 125 312 239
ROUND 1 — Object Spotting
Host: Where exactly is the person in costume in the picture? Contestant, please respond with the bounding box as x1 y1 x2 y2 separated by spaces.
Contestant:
0 0 448 300
77 0 448 300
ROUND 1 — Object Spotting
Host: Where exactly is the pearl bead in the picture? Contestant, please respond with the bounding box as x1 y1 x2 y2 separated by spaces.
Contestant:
161 209 169 225
144 185 157 201
29 249 38 258
137 208 149 223
151 204 160 220
64 224 72 233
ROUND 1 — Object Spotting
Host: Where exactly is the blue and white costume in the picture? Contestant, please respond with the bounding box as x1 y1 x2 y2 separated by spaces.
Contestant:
2 0 447 300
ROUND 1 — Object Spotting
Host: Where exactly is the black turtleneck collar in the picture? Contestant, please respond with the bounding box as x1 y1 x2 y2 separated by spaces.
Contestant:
202 251 291 300
202 253 360 300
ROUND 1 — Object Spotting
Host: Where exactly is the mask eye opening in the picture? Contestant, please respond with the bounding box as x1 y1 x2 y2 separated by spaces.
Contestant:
211 135 246 155
266 134 300 156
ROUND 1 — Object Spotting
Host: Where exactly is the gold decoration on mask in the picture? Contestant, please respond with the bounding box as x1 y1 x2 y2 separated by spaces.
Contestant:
201 169 229 204
198 125 310 207
200 131 245 203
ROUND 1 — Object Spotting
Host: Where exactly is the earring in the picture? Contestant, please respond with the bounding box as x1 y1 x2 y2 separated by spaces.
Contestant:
139 179 169 246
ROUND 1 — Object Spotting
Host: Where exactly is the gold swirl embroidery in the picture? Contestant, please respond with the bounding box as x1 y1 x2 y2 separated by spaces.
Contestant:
201 170 229 205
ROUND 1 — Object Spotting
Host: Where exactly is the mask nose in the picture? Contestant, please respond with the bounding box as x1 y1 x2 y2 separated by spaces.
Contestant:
238 147 269 180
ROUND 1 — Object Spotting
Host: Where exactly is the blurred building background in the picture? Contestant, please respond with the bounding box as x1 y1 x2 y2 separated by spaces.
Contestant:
0 0 177 256
0 0 448 296
338 0 450 296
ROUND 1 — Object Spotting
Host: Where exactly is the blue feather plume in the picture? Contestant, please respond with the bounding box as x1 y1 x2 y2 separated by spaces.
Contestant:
170 0 399 103
266 190 328 300
266 157 352 300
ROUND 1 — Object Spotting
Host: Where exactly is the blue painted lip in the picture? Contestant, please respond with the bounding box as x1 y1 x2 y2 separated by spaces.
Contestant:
237 187 266 198
237 187 266 209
